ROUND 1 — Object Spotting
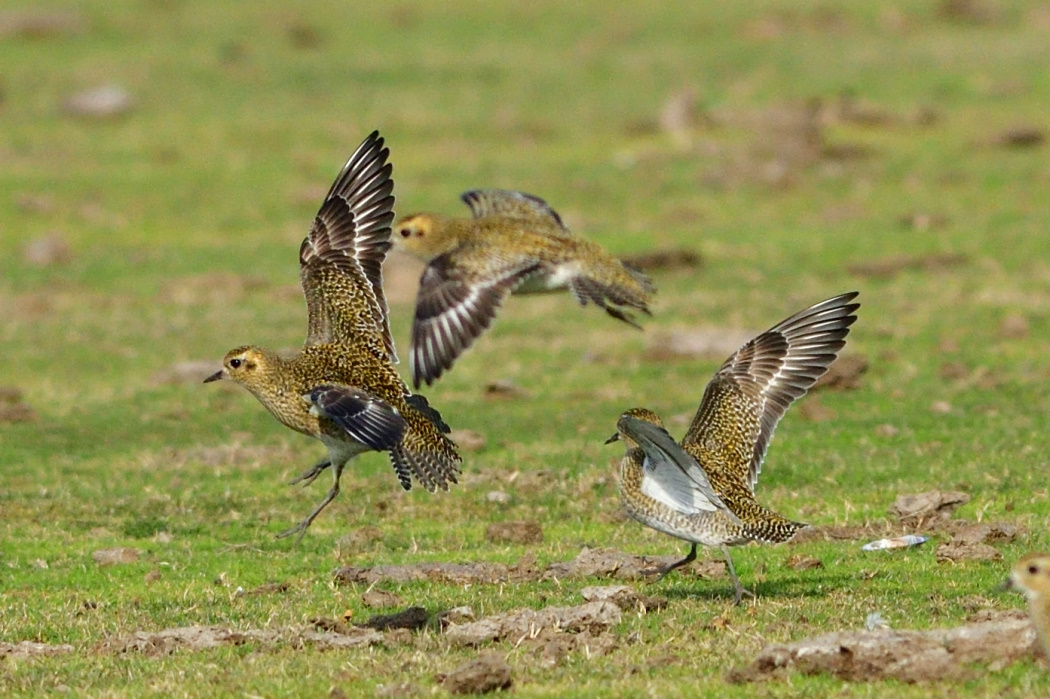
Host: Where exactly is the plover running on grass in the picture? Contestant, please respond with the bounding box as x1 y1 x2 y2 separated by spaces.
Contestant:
392 189 655 387
205 131 461 540
606 292 860 603
1007 553 1050 659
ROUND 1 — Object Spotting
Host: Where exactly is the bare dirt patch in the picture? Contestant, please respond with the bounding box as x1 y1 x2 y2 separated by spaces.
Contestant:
23 233 72 266
439 654 513 695
362 590 405 609
106 624 385 656
620 247 702 272
485 521 543 545
579 585 668 612
814 354 867 391
941 521 1019 545
0 641 74 659
644 328 755 362
159 273 268 306
728 614 1035 683
846 253 967 279
449 429 486 453
989 125 1045 149
483 379 530 400
445 600 622 647
92 548 141 566
0 386 38 423
546 547 708 582
0 10 86 38
935 541 1003 563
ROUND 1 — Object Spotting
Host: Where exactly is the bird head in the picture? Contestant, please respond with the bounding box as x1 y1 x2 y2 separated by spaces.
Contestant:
1007 553 1050 600
392 213 458 260
605 407 664 447
203 346 276 391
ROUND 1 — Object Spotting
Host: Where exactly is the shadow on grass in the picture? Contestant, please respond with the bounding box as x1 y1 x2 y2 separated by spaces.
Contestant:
655 569 855 602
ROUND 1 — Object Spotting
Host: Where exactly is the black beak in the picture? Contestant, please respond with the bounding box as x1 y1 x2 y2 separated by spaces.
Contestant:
999 577 1015 593
604 433 620 445
203 370 225 384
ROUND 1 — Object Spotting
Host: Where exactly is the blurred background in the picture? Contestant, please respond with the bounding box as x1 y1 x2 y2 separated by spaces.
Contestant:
3 0 1050 525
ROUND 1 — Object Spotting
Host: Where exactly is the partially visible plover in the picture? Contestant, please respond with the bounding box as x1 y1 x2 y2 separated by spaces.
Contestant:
1007 552 1050 659
393 189 655 387
607 292 860 603
205 131 461 540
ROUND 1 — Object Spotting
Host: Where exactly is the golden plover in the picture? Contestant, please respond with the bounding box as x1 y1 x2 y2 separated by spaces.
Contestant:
393 189 655 387
205 131 461 540
1007 553 1050 660
606 292 860 603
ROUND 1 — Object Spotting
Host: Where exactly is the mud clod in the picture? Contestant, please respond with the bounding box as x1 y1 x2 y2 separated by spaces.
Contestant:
890 490 971 525
729 617 1035 683
935 541 1003 563
359 606 429 632
579 585 668 612
445 601 622 647
0 641 74 659
440 654 513 695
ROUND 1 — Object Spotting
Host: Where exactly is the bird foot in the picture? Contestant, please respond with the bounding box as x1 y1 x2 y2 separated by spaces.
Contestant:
288 460 331 487
275 519 311 544
732 586 756 606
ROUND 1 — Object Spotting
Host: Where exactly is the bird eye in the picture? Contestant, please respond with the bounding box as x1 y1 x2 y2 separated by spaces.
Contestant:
400 228 411 238
230 358 242 369
1030 564 1039 575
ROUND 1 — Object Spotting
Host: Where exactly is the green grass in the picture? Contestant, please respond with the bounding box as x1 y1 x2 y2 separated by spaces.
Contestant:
4 0 1050 695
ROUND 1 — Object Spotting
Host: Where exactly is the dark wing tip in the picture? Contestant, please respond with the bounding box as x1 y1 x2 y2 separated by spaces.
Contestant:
307 384 406 451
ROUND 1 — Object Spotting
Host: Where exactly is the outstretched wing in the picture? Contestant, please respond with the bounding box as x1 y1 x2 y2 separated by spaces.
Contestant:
300 131 397 360
305 384 407 451
619 414 740 523
410 248 542 388
682 292 860 491
460 189 568 231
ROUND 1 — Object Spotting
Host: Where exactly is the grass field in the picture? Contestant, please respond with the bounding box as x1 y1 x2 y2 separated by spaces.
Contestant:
3 0 1050 695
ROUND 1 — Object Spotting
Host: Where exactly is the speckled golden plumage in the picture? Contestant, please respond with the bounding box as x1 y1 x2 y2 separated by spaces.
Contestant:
392 189 655 387
205 131 460 540
608 292 860 603
1007 553 1050 660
